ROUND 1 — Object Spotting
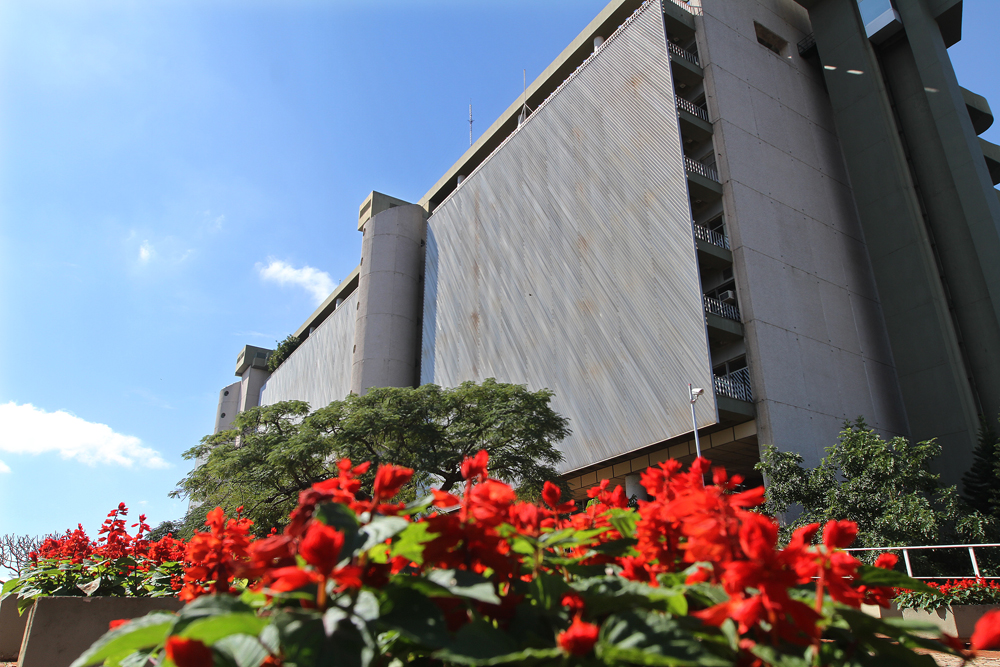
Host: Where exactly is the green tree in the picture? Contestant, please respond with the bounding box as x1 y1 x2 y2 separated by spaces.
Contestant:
962 418 1000 517
266 334 301 372
172 379 570 536
756 419 999 574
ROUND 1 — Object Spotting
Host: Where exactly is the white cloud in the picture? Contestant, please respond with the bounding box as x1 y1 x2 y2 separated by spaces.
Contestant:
0 460 10 474
139 240 153 262
0 403 169 469
258 259 334 305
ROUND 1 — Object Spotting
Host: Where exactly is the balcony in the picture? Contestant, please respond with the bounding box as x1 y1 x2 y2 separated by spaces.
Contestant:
668 41 700 67
676 97 709 123
715 368 753 403
693 222 729 250
704 294 740 321
684 157 719 182
669 41 703 90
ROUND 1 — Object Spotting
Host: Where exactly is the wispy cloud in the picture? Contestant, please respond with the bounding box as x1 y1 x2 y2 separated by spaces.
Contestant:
0 402 169 469
233 331 280 340
0 460 10 474
258 259 334 305
139 240 154 262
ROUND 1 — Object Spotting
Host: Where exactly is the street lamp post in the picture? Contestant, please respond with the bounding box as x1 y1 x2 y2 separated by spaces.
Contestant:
689 383 704 458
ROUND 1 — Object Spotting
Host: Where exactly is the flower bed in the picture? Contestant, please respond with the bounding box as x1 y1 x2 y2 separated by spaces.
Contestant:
896 579 1000 611
49 454 1000 666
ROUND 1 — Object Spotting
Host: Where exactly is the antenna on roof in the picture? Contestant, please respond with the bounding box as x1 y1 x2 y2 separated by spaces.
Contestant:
469 100 474 147
519 69 533 126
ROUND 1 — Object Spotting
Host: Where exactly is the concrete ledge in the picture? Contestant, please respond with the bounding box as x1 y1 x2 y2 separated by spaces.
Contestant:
0 596 28 661
862 602 998 641
18 596 183 667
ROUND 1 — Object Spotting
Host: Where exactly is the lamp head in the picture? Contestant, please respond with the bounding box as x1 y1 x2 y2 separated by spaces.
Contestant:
690 386 704 403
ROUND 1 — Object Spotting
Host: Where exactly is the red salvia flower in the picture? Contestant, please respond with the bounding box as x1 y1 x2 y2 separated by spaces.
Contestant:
557 616 599 656
971 609 1000 651
165 636 214 667
372 464 414 504
299 523 344 578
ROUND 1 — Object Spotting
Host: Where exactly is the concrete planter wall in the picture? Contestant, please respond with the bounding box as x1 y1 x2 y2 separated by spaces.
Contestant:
863 602 1000 640
17 596 183 667
0 596 29 661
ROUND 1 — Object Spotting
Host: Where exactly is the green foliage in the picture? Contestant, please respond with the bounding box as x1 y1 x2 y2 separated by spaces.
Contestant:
172 380 570 536
756 419 999 574
962 417 1000 517
266 334 301 372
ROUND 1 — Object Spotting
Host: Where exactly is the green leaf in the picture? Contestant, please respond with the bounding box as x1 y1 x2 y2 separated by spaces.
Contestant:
358 515 410 552
179 613 268 645
69 612 177 667
379 587 451 648
608 509 639 539
434 619 518 663
855 565 939 595
426 569 501 604
214 634 271 667
598 609 731 667
1 577 21 599
571 577 688 617
390 522 437 564
315 502 361 550
589 537 639 556
77 578 102 596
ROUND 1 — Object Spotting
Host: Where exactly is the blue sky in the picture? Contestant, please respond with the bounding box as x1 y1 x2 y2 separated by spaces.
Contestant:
1 0 998 551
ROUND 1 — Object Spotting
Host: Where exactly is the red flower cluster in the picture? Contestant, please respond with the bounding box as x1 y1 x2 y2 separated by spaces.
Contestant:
179 506 254 601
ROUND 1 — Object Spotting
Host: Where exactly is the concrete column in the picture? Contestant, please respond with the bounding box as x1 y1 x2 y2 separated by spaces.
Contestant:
351 204 425 395
625 473 649 503
213 381 241 434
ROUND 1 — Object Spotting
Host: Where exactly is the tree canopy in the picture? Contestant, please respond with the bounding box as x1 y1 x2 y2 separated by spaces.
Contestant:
756 419 999 573
172 379 570 536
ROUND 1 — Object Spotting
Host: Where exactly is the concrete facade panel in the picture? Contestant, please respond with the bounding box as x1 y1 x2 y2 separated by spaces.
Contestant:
421 4 716 473
259 290 357 410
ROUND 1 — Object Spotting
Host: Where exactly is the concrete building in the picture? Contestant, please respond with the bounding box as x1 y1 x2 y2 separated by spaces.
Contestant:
213 0 1000 498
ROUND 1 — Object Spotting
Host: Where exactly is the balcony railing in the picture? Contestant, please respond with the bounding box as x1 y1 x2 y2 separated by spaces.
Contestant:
676 97 710 122
668 41 701 67
704 294 740 321
685 157 719 182
664 0 703 16
715 367 752 402
693 222 730 249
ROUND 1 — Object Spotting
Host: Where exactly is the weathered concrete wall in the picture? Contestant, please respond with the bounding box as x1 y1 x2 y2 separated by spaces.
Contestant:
259 290 358 410
0 596 28 661
699 0 909 466
18 596 183 667
421 3 716 474
352 204 425 396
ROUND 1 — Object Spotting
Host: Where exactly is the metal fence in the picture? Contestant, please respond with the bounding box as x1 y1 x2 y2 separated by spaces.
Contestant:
676 97 710 122
684 156 719 182
704 294 740 321
664 0 703 16
714 367 752 402
844 543 1000 579
668 41 701 67
693 222 729 249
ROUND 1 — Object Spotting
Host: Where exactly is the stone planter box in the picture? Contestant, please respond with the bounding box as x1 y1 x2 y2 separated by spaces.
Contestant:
0 596 29 661
862 602 999 641
17 596 183 667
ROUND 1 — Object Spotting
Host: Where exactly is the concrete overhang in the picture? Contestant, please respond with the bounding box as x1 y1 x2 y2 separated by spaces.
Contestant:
292 264 361 340
236 345 272 376
962 87 994 135
979 137 1000 186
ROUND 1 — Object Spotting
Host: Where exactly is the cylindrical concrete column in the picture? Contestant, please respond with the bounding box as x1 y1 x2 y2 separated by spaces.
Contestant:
351 204 425 395
624 473 649 503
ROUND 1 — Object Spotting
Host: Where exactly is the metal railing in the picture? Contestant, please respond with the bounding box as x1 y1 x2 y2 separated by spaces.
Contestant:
668 41 701 67
714 367 752 402
797 33 817 57
664 0 703 16
693 222 729 249
676 97 710 122
684 156 719 182
844 543 1000 579
704 294 740 321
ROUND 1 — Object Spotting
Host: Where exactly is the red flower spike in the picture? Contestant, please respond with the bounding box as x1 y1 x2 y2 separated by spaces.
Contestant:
561 592 586 614
558 616 599 656
165 637 214 667
822 520 858 549
461 450 490 482
372 464 414 503
971 609 1000 651
541 481 576 514
874 553 898 569
108 619 129 630
299 523 345 577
